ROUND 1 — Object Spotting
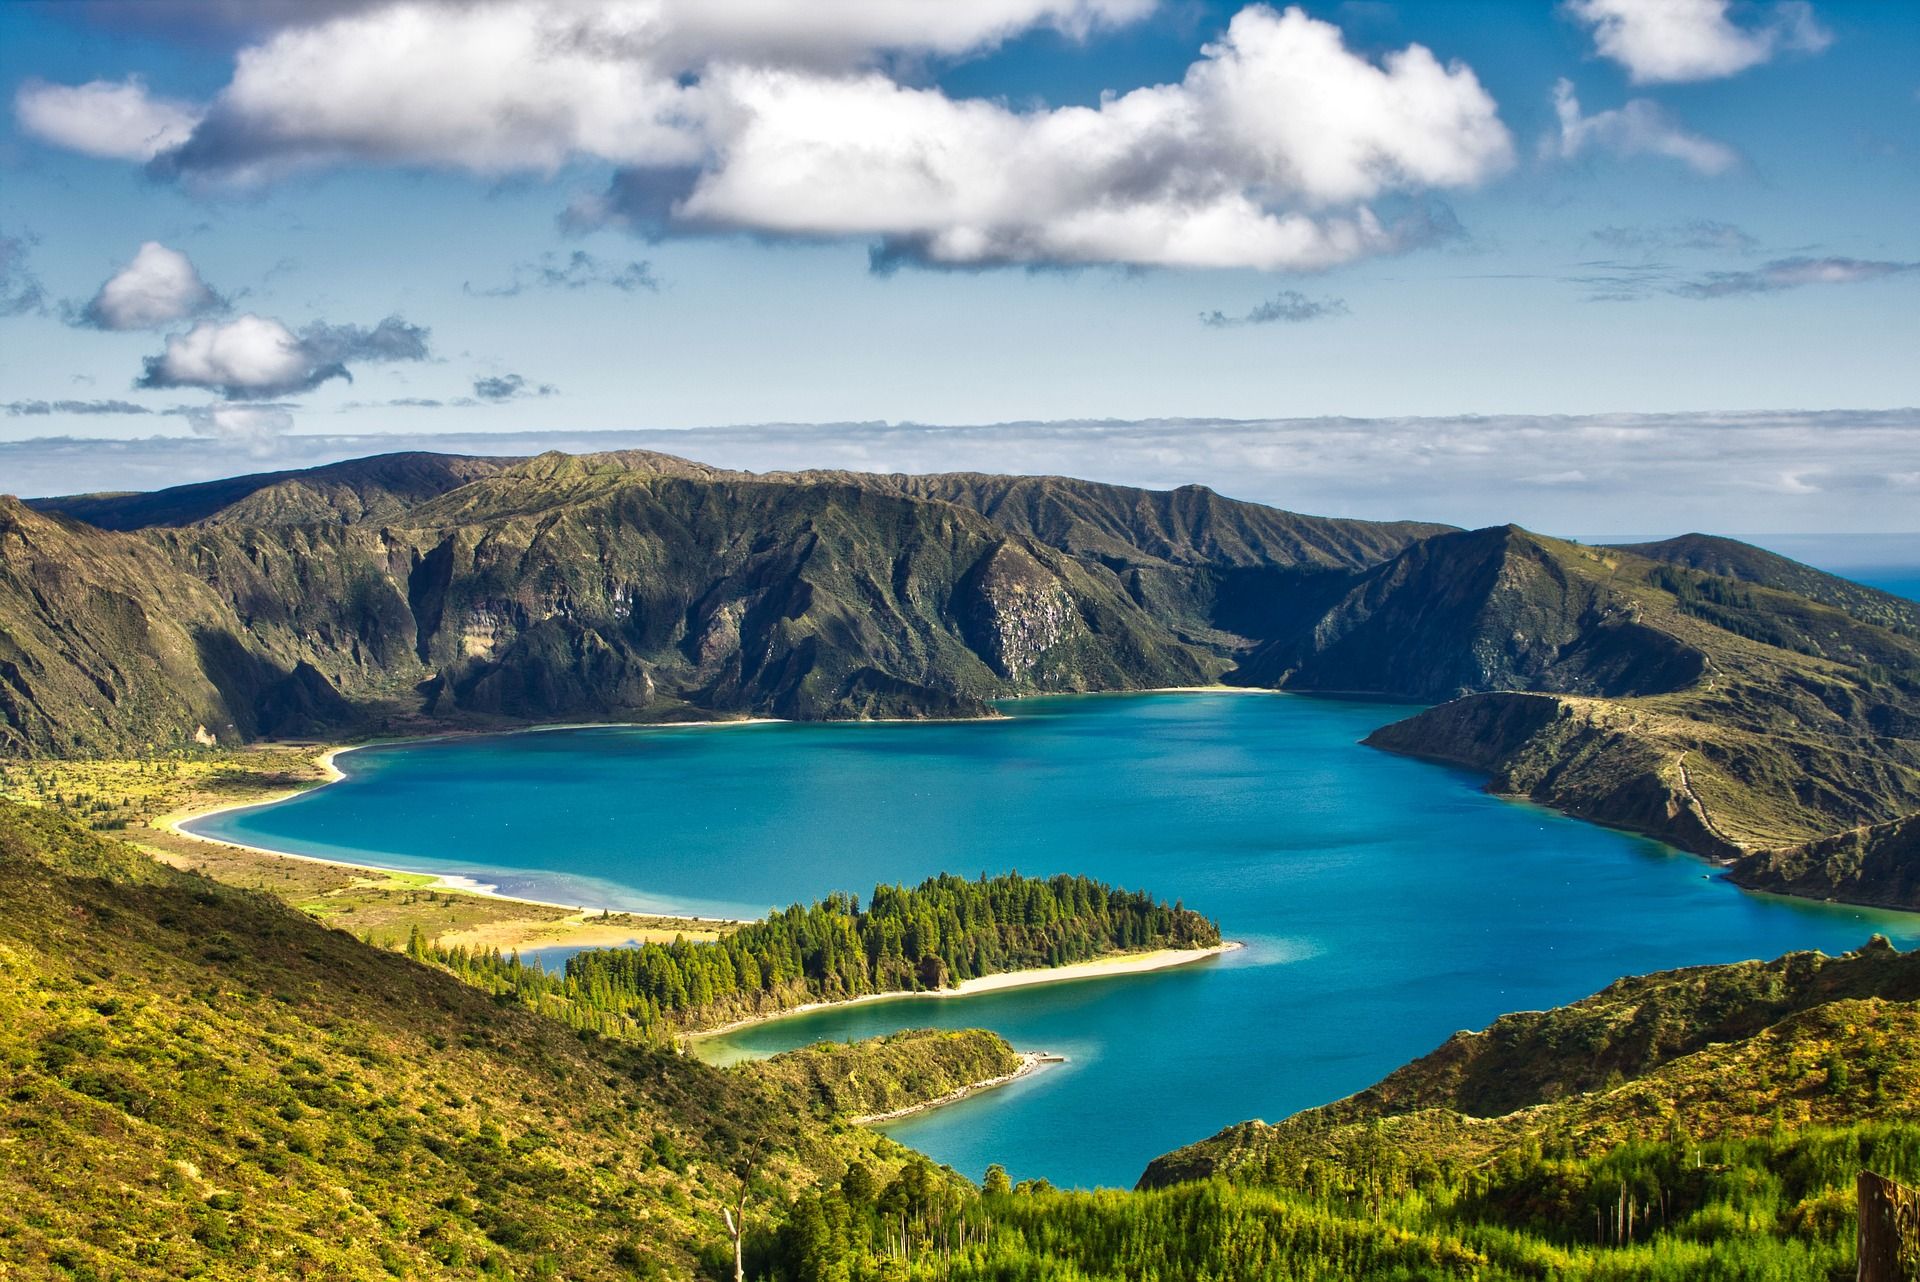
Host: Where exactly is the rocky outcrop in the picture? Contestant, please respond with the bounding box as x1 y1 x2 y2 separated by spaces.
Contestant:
961 542 1083 680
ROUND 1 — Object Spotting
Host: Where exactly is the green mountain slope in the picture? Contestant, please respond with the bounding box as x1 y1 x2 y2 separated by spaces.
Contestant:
4 451 1452 754
0 800 944 1278
1140 939 1920 1191
27 452 517 530
1282 528 1920 903
1614 532 1920 637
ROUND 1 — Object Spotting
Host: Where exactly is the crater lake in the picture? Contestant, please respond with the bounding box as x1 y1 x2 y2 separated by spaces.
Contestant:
187 692 1920 1188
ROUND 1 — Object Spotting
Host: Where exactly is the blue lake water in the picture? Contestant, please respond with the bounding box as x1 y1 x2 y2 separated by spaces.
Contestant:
189 693 1920 1188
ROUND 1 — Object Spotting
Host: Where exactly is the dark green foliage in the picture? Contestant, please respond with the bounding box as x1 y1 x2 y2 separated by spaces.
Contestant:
434 872 1219 1039
739 1126 1912 1281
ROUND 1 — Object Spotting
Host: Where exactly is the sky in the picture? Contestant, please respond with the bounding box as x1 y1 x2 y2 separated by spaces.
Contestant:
0 0 1915 533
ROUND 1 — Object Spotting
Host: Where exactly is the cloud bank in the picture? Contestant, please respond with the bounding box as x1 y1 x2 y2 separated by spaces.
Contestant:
5 410 1916 535
16 2 1516 272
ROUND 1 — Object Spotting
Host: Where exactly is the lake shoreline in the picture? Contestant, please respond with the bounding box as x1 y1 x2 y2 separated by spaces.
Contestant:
689 942 1244 1049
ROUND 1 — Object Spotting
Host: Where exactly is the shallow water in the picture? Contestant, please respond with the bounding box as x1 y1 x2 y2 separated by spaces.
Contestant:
191 693 1920 1188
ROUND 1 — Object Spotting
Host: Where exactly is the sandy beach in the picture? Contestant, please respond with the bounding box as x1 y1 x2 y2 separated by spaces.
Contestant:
692 941 1244 1044
156 727 775 923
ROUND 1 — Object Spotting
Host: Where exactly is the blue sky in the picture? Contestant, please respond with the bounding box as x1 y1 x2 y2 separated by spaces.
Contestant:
0 1 1915 531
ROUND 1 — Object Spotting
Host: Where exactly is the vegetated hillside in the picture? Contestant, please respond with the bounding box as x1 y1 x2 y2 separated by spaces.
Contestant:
0 799 952 1279
1 450 1444 755
1141 938 1920 1191
845 471 1451 570
1615 532 1920 637
753 1029 1026 1122
27 452 518 530
1294 528 1920 906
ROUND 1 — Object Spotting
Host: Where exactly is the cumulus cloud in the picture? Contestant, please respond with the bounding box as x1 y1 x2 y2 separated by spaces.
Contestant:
14 76 202 160
1565 0 1831 84
1 233 48 317
128 0 1147 182
1674 256 1920 299
137 313 430 398
670 7 1513 270
472 373 558 401
1548 79 1738 175
1200 290 1348 327
79 241 224 330
466 250 658 297
21 3 1515 273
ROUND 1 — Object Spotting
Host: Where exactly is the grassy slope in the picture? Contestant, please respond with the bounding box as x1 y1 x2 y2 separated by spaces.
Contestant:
0 800 955 1280
1141 940 1920 1190
754 1029 1025 1121
0 750 734 956
1342 530 1920 905
1614 533 1920 637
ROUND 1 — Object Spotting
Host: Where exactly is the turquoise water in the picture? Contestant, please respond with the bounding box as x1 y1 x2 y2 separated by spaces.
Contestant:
190 693 1920 1188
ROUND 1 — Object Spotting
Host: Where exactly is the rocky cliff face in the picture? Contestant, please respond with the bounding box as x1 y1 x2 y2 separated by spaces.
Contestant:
962 542 1083 681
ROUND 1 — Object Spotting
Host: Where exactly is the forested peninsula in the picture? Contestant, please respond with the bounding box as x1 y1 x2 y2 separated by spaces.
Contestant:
423 872 1224 1041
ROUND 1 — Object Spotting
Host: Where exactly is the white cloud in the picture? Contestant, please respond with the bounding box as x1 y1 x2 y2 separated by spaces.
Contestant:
182 403 296 448
643 0 1154 68
141 314 317 398
13 77 202 160
1565 0 1830 85
679 6 1512 269
81 242 223 330
129 0 1154 181
17 2 1513 273
138 313 431 398
1548 79 1738 175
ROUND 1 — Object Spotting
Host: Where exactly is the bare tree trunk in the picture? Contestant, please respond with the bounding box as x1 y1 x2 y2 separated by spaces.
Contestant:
1859 1171 1920 1282
722 1192 747 1282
